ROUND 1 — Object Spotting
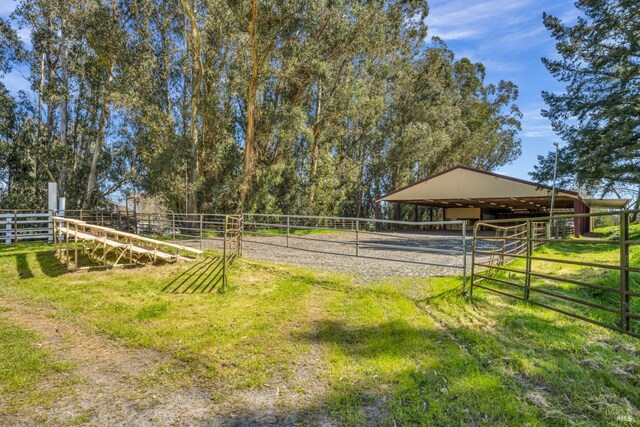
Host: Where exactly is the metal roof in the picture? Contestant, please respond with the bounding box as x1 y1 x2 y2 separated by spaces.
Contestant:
377 165 626 210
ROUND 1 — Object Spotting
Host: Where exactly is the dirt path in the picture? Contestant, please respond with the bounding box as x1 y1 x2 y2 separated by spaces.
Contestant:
211 286 334 426
0 297 214 425
0 297 336 426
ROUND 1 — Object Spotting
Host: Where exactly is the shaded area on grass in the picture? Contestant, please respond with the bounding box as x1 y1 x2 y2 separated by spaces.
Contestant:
162 256 225 293
35 250 67 278
15 253 33 279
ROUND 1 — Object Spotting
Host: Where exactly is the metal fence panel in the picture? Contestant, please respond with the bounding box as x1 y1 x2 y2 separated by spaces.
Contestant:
471 209 640 338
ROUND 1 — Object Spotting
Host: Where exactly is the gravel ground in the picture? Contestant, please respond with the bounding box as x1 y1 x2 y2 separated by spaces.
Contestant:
198 230 494 281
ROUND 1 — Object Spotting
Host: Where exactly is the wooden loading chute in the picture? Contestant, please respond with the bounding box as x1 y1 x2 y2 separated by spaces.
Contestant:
53 216 202 270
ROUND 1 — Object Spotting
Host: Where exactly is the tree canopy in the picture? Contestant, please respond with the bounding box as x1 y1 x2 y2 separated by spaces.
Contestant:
531 0 640 208
0 0 522 217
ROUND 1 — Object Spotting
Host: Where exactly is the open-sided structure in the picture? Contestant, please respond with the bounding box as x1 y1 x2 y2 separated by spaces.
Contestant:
377 165 628 236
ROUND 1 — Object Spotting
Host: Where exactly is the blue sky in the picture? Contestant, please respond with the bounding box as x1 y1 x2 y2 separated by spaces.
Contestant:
1 0 576 181
427 0 578 180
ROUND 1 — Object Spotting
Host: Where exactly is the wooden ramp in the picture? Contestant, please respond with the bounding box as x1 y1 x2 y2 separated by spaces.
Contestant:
53 216 202 269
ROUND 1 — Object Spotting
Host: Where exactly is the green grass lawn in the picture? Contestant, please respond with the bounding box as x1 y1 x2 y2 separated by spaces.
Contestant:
591 223 640 241
0 243 639 425
0 316 69 401
477 225 640 335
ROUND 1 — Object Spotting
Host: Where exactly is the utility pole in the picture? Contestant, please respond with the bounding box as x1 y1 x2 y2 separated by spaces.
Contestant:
549 142 560 238
549 142 560 217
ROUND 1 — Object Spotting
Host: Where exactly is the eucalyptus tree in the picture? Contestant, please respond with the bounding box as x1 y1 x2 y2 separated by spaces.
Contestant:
1 0 524 217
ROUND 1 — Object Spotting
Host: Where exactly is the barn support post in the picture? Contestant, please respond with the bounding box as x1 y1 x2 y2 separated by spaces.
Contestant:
573 200 591 237
394 202 401 223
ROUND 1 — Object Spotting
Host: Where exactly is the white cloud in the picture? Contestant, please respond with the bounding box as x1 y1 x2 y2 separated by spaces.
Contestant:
429 28 481 40
521 126 554 138
454 49 523 73
428 0 536 40
426 0 574 55
428 0 534 29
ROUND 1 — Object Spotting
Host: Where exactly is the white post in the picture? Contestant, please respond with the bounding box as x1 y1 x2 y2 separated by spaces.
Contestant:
58 197 66 216
58 197 66 243
48 182 57 243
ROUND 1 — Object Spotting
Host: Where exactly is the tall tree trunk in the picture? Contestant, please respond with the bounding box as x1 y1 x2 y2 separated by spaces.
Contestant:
83 70 113 209
37 52 44 137
180 0 203 214
58 15 69 197
71 79 85 175
240 0 258 208
309 82 322 203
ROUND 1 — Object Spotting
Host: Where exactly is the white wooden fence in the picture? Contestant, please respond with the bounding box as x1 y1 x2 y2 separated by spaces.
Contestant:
0 210 52 244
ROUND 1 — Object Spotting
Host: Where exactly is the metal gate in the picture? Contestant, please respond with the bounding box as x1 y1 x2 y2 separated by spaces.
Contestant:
471 210 640 338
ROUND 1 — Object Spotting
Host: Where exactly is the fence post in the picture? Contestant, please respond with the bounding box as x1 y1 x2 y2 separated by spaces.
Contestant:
4 213 10 244
53 216 57 256
524 220 533 300
355 218 360 257
74 221 78 269
620 211 630 332
66 220 70 269
462 220 467 295
199 213 203 250
470 222 477 298
223 216 228 289
48 210 53 243
286 216 290 248
239 215 244 257
172 213 176 244
13 210 17 243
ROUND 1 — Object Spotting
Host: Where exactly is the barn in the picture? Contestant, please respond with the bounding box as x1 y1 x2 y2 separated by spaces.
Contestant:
376 165 628 236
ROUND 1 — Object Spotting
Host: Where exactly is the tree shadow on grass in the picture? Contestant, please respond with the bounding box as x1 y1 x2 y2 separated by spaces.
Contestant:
296 319 443 361
162 256 227 293
0 248 67 279
34 250 67 277
15 253 34 279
